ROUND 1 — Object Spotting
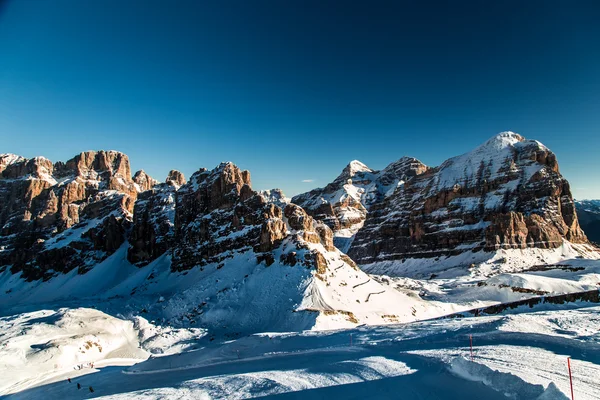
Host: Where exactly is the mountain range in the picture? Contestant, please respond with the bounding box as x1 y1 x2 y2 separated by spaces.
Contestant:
0 132 600 319
1 132 598 330
2 132 600 398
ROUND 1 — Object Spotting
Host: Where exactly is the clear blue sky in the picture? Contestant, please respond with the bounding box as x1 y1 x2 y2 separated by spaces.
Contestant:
1 0 599 198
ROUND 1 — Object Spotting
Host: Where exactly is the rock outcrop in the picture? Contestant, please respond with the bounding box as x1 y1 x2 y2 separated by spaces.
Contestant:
292 157 428 251
0 151 141 280
128 173 178 266
166 170 186 188
171 162 333 273
346 132 588 265
1 132 591 283
133 170 158 192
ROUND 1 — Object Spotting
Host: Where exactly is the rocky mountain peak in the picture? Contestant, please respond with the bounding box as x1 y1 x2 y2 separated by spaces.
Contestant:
0 155 55 180
170 161 334 273
55 150 132 181
378 156 429 186
258 189 290 208
0 153 25 173
344 160 373 176
0 150 146 280
166 170 186 187
133 170 158 192
292 154 429 251
481 131 525 150
348 132 587 267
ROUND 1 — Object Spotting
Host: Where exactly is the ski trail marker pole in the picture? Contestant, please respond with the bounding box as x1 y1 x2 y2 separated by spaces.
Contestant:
567 357 574 400
469 335 473 362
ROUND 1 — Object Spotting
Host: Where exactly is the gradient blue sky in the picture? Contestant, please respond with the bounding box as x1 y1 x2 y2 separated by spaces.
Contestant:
1 0 599 198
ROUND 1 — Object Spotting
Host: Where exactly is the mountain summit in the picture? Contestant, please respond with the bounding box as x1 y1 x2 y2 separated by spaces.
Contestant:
294 132 588 270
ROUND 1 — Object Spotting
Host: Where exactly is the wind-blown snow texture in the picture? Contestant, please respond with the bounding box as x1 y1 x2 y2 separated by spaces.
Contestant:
3 302 600 399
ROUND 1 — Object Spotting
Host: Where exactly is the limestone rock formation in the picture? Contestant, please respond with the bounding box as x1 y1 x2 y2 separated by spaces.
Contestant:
171 162 334 273
166 170 186 188
347 132 588 265
133 170 158 192
128 173 178 266
0 151 139 280
292 157 428 251
1 132 591 283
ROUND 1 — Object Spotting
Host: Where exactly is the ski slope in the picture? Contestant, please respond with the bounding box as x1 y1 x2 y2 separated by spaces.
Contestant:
2 302 599 399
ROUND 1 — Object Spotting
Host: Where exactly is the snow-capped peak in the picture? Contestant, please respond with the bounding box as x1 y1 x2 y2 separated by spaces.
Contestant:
433 132 552 190
479 131 525 151
0 153 25 167
259 189 290 207
346 160 373 175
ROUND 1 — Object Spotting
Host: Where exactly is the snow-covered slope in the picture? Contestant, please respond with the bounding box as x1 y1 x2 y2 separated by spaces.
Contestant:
3 301 600 399
0 307 148 396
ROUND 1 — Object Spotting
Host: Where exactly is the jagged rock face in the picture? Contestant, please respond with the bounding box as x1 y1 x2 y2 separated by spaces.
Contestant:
166 170 186 187
258 189 289 208
133 170 158 192
171 162 334 273
292 157 428 251
127 170 189 265
348 132 588 265
127 182 177 266
0 151 139 280
575 200 600 245
284 203 314 232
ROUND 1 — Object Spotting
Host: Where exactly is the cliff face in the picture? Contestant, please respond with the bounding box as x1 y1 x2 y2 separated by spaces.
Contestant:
127 171 185 266
292 158 428 252
1 132 590 282
0 151 150 280
170 162 334 273
347 132 587 265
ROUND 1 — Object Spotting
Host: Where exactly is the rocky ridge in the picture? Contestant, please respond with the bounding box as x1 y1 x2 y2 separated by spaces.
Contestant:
127 171 185 265
349 132 587 264
0 133 597 332
294 132 590 269
292 157 428 251
1 133 593 284
0 151 148 280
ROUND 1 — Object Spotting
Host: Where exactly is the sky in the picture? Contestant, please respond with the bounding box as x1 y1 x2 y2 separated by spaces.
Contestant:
0 0 599 198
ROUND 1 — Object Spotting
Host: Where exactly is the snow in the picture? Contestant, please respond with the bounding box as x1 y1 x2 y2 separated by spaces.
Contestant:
427 131 550 195
0 153 25 166
3 303 599 399
43 217 104 249
346 160 373 175
2 238 600 398
258 189 290 207
0 308 148 396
